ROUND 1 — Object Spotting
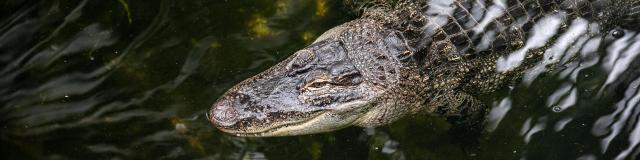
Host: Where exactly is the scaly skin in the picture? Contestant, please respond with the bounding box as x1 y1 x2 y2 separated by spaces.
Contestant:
208 0 640 137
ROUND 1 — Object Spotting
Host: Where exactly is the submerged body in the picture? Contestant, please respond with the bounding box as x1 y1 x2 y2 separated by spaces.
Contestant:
208 0 640 136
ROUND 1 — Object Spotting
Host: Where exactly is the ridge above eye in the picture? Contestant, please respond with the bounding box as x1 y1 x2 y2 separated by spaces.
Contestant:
289 50 314 70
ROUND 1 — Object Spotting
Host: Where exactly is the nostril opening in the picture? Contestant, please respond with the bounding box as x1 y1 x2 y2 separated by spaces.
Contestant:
236 93 251 104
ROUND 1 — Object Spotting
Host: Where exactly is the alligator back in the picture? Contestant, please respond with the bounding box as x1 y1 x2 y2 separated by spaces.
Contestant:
373 0 640 97
385 0 640 139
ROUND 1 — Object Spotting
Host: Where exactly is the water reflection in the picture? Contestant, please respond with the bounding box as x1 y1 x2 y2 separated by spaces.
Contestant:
593 32 640 158
1 0 639 159
1 0 350 159
497 12 566 72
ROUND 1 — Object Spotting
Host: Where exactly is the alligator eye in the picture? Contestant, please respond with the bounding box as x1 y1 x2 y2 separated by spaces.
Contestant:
307 81 331 88
335 72 362 85
309 81 331 88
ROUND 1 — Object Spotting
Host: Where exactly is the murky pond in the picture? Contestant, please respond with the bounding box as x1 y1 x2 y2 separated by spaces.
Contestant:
1 0 639 159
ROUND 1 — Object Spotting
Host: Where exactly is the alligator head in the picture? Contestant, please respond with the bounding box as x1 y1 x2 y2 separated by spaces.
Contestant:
208 19 425 136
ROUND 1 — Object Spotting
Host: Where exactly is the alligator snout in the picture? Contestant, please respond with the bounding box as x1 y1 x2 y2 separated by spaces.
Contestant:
209 95 240 128
210 91 277 131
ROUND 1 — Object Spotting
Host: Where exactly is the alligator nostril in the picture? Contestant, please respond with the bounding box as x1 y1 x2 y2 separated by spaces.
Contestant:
210 100 239 127
237 93 251 104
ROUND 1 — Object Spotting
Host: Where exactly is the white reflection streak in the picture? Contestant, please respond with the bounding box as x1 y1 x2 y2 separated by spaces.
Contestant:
591 33 640 156
466 0 486 28
522 18 588 85
546 83 573 108
554 117 573 132
555 88 577 112
593 76 640 156
497 13 566 72
543 18 588 64
544 82 578 113
603 34 640 88
486 97 512 132
521 117 547 143
472 0 506 34
614 78 640 160
569 37 601 82
426 0 454 27
557 35 590 80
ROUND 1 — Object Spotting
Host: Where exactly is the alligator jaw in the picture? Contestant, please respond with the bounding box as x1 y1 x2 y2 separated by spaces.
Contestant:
213 111 323 137
213 100 371 137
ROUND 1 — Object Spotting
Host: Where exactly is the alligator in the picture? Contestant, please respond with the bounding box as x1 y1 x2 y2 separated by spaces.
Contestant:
208 0 640 137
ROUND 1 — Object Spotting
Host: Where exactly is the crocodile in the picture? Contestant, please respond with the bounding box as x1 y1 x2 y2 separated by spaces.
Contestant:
208 0 640 137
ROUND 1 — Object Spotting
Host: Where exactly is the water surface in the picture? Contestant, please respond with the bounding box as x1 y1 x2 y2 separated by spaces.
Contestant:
1 0 639 159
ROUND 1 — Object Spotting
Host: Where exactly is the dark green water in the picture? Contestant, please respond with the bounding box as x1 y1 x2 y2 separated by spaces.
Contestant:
1 0 639 159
